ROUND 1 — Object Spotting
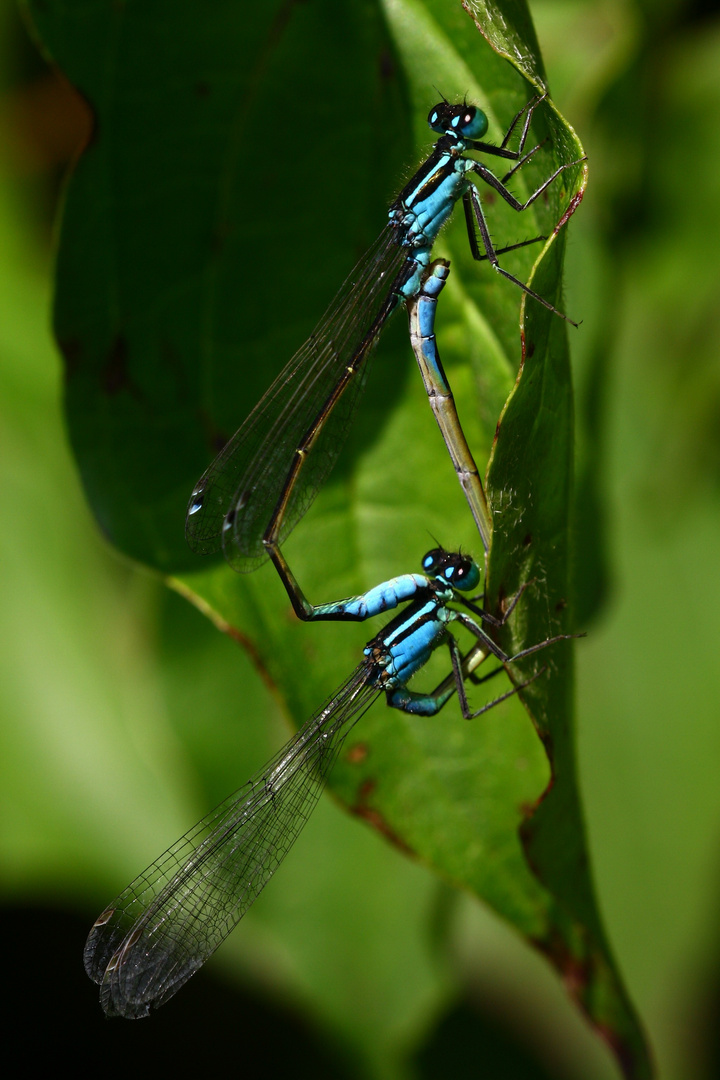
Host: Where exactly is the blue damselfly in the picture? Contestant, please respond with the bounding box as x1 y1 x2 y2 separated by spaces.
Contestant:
85 546 576 1018
186 96 583 564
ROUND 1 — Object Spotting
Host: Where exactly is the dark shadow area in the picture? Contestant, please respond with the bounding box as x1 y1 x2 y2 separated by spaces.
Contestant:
413 998 562 1080
4 904 354 1079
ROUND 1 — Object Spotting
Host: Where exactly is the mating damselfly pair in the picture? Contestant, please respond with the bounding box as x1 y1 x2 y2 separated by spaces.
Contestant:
85 92 583 1018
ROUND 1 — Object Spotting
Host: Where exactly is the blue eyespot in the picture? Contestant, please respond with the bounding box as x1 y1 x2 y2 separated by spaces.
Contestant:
421 547 444 574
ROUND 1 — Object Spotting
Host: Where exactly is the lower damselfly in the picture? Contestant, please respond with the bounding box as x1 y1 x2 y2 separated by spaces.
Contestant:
85 546 577 1018
186 95 584 567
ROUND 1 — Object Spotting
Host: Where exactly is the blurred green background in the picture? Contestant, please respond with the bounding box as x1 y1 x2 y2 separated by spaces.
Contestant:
1 0 720 1077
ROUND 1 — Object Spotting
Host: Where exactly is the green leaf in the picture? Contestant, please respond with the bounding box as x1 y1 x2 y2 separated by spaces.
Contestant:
22 0 651 1074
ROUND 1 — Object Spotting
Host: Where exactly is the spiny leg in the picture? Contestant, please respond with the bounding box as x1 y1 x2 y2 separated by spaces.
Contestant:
470 94 548 162
499 93 547 154
501 138 547 184
447 635 532 719
463 184 579 326
388 637 546 719
471 156 586 215
453 609 583 667
462 195 546 263
461 579 534 628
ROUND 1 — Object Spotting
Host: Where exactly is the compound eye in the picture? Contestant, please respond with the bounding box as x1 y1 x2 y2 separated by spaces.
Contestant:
427 103 449 133
422 547 444 574
459 105 488 139
452 556 481 592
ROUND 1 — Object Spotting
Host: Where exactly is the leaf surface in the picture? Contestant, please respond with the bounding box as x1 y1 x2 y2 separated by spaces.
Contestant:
22 0 650 1073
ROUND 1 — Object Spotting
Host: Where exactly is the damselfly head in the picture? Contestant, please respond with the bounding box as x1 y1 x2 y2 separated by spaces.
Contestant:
427 102 488 140
422 548 480 593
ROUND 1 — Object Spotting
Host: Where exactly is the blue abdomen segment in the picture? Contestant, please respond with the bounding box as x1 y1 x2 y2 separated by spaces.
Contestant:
312 573 429 621
418 259 449 309
416 262 451 392
385 683 454 716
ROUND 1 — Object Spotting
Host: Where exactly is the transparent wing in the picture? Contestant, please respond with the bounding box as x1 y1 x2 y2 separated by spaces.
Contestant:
84 667 379 1018
185 225 410 571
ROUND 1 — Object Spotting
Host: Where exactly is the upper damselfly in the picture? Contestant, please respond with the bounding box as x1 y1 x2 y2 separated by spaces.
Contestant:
85 546 577 1018
186 95 583 567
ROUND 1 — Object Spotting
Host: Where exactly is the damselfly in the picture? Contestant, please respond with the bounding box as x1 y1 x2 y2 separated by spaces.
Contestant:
186 96 583 566
85 546 576 1018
